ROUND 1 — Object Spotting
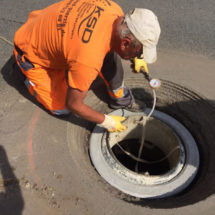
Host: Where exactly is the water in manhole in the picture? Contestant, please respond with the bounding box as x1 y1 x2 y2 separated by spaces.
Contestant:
112 138 171 175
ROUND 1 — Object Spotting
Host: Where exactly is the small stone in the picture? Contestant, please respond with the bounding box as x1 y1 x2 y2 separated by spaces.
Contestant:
144 171 150 176
57 174 62 180
25 182 30 189
18 98 27 103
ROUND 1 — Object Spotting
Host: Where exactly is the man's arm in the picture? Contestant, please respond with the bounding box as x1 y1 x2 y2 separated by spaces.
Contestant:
66 87 127 132
66 87 105 124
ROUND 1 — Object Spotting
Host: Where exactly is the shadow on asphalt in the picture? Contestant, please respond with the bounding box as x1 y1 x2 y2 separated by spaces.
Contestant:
1 55 48 112
0 145 24 215
0 56 97 131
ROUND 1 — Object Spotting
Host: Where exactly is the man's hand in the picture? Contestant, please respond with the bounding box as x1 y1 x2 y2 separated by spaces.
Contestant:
66 88 127 132
132 57 149 73
99 115 127 132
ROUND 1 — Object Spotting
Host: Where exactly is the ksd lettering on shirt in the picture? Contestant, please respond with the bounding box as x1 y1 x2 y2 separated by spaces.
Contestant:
78 6 104 43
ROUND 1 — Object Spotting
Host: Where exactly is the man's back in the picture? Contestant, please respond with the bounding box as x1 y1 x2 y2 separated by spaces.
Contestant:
14 0 123 71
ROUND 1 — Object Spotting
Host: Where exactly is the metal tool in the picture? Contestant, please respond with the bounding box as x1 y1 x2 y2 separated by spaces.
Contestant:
140 68 161 89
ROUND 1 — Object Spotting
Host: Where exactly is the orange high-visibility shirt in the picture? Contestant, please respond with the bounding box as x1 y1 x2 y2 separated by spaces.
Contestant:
14 0 123 91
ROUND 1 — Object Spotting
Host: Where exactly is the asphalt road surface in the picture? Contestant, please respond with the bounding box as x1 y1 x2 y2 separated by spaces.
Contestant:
0 0 215 215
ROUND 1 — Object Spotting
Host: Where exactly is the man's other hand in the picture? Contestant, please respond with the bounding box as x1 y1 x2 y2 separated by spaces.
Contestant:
99 115 127 132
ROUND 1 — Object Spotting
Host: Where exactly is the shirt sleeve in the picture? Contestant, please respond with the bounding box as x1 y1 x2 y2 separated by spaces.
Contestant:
67 61 99 92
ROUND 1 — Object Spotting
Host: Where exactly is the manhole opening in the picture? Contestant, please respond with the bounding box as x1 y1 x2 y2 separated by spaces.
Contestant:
112 138 171 175
109 117 181 176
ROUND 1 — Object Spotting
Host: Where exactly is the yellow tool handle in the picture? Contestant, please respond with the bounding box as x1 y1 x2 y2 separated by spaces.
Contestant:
134 57 149 74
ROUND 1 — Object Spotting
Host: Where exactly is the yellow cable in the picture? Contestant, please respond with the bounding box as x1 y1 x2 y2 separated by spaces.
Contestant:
0 35 13 46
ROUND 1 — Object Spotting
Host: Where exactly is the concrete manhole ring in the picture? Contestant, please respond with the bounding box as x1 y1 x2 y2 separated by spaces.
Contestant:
67 78 215 206
89 109 200 199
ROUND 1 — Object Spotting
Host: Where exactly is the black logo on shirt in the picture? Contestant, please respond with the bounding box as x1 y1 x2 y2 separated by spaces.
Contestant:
78 6 104 43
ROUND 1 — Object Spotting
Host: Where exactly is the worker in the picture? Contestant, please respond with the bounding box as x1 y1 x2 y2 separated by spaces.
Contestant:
13 0 160 132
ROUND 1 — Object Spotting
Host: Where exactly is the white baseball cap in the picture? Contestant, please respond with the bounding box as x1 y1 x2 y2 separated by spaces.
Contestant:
125 8 161 64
